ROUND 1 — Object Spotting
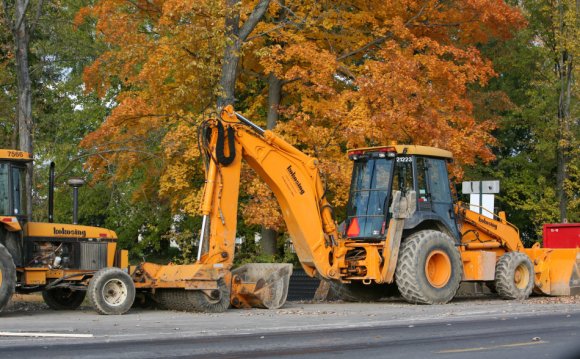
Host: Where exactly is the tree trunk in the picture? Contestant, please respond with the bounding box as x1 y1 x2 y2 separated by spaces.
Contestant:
556 55 572 223
261 73 283 255
555 0 573 223
267 73 282 129
217 0 241 110
215 0 273 254
217 0 271 110
260 227 277 255
14 0 33 220
260 0 286 255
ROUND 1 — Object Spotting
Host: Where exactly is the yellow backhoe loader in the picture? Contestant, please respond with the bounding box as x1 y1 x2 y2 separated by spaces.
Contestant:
132 106 579 311
0 151 134 315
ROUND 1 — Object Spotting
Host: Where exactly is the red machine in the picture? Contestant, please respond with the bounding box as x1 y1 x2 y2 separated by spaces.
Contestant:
543 223 580 248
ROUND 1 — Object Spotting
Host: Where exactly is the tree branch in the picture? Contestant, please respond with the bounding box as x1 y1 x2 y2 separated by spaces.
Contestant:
336 2 429 61
15 0 30 31
281 77 300 86
337 34 391 61
246 20 289 41
54 148 158 182
239 0 271 42
28 0 45 34
124 0 162 14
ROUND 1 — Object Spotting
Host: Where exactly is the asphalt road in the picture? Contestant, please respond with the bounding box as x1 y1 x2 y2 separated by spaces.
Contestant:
2 312 580 359
1 297 579 359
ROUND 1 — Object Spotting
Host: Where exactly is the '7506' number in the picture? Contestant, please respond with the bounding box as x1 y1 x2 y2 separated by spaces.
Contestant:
7 151 24 158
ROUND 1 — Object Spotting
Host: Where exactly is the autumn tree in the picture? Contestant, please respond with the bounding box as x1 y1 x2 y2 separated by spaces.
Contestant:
78 1 526 261
0 15 16 147
0 0 50 217
238 1 526 243
466 0 579 241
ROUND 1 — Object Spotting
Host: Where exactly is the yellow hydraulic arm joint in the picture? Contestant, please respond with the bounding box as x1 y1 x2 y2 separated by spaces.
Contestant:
456 203 524 252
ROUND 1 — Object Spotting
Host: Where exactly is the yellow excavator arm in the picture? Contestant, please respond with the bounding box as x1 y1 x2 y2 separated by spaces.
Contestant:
130 105 349 311
197 106 341 279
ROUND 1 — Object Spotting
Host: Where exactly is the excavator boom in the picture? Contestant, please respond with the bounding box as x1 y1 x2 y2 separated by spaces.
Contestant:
132 106 344 311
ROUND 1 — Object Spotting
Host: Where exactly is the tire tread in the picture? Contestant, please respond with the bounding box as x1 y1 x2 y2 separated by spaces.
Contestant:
494 252 533 300
88 267 135 315
42 289 86 310
395 230 462 304
0 244 15 312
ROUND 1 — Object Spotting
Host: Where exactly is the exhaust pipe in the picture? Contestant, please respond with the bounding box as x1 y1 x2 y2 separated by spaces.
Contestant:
48 162 55 223
67 178 85 225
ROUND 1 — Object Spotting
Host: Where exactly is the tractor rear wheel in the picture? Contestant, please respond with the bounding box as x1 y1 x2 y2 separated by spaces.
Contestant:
43 288 86 310
156 279 230 313
395 230 462 304
494 252 534 300
88 267 135 315
0 243 16 312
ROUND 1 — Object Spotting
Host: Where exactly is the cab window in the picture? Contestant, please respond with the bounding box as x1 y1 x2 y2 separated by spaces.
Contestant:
12 166 26 215
0 164 9 215
415 157 432 210
425 158 452 204
346 157 393 239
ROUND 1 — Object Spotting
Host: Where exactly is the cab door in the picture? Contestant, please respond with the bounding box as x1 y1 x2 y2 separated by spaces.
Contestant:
415 157 460 239
10 164 27 219
0 162 28 266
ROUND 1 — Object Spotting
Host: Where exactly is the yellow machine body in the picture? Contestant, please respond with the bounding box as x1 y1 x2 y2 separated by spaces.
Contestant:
458 205 580 295
0 149 130 315
132 106 579 311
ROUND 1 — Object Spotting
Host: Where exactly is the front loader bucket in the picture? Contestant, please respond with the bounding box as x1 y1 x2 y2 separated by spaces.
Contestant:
526 246 580 296
230 263 293 309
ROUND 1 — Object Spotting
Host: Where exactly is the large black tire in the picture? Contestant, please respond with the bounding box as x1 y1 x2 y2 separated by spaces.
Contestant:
329 281 398 302
132 291 157 309
494 252 534 300
485 281 497 294
42 288 86 310
88 267 135 315
0 243 16 312
395 230 462 304
156 279 230 313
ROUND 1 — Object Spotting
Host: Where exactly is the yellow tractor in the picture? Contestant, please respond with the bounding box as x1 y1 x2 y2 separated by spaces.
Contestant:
130 106 579 311
0 150 134 315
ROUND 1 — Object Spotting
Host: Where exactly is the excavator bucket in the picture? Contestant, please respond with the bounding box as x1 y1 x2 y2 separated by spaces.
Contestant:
230 263 293 309
525 246 580 296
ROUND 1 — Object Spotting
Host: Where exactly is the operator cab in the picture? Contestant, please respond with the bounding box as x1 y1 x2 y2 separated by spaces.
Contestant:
344 144 459 241
0 150 31 221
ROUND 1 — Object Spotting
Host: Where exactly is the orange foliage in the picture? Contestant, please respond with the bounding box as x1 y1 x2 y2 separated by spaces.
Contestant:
79 1 525 231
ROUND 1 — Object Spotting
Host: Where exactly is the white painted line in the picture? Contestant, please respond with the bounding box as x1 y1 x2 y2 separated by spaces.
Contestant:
0 332 93 338
437 340 547 353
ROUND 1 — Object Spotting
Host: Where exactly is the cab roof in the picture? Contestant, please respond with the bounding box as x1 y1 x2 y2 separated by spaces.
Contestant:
0 149 33 162
349 145 453 160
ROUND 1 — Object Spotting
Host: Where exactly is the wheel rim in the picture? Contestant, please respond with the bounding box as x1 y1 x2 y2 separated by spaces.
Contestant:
514 263 530 290
0 268 3 288
101 279 128 307
425 250 452 288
